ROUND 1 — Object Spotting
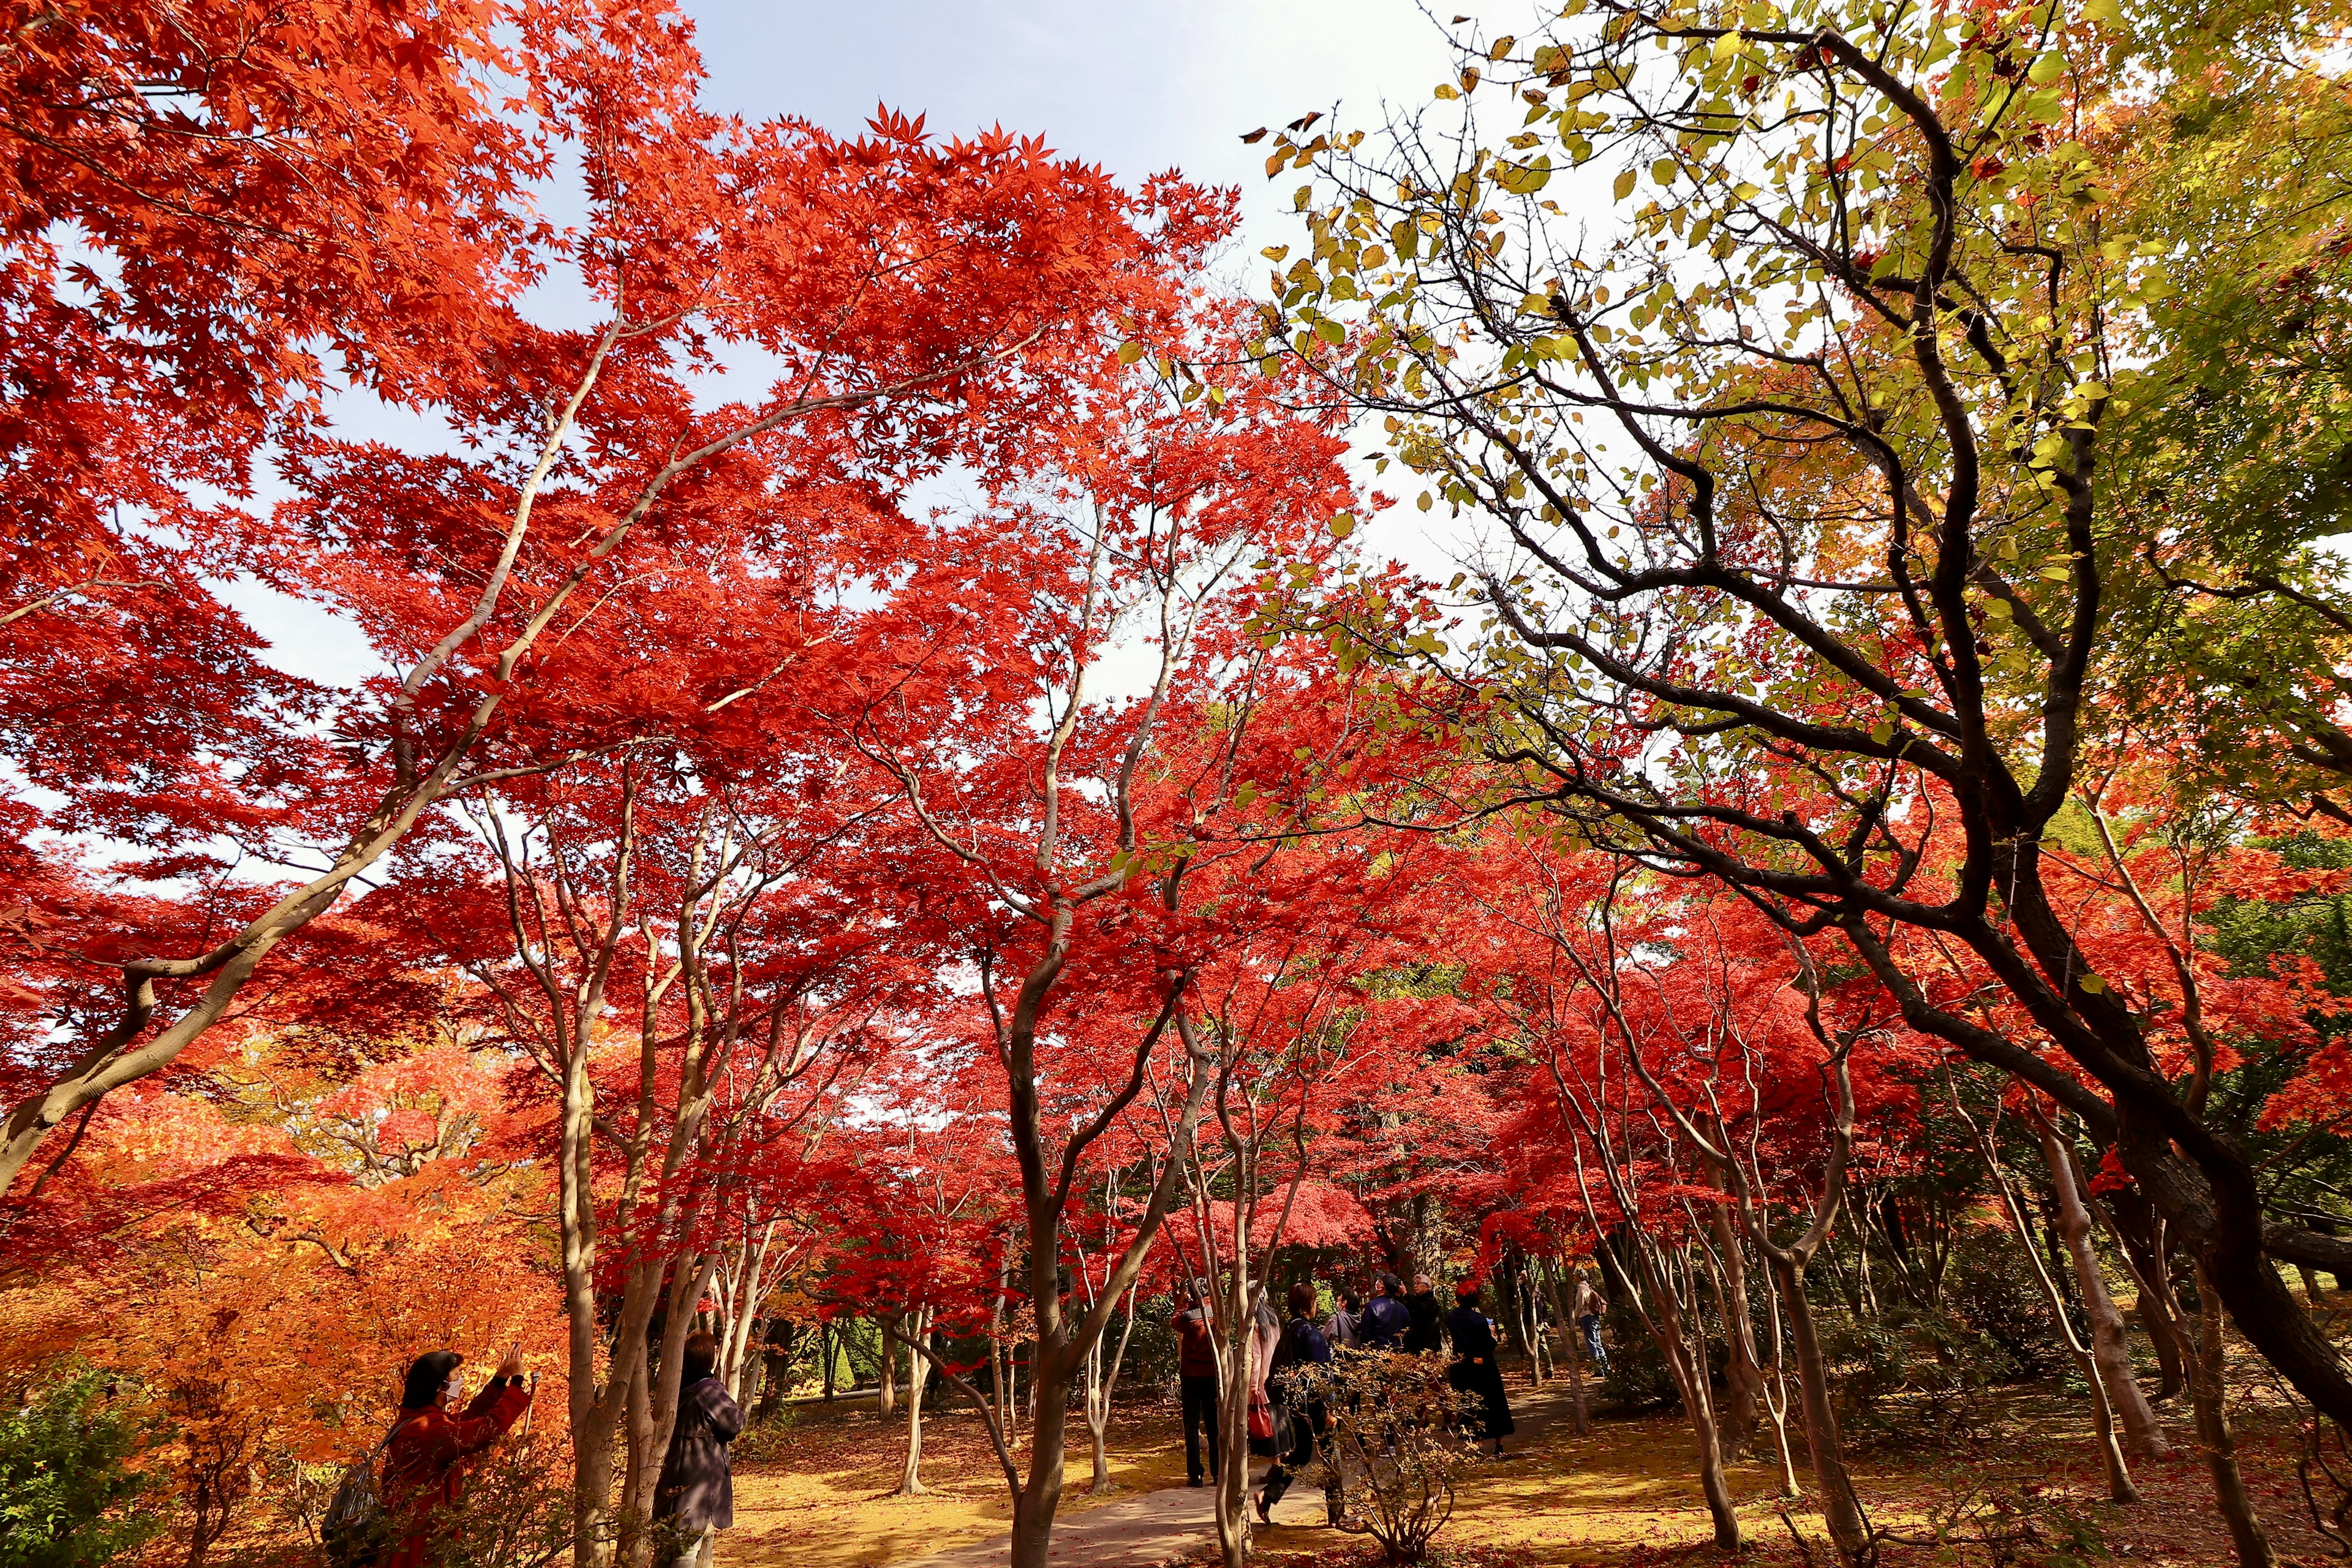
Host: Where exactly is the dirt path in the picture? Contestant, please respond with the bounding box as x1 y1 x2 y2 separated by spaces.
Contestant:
896 1382 1582 1567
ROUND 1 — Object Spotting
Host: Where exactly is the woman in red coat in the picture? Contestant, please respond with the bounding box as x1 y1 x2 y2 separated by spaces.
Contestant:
381 1345 533 1568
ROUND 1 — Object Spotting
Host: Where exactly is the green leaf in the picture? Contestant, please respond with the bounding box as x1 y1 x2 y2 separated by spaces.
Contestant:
2027 51 2066 85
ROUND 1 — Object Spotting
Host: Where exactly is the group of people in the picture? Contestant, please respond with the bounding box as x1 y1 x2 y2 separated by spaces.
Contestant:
368 1336 741 1568
1172 1265 1614 1528
369 1265 1615 1560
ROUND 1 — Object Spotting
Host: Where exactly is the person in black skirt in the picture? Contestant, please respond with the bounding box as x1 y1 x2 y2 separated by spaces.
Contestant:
1444 1281 1517 1458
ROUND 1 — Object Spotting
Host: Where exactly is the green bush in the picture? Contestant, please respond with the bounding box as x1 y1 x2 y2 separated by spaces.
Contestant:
0 1368 162 1568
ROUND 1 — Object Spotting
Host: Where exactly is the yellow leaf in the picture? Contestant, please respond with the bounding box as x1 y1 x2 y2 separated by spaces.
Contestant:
1330 510 1357 538
1613 167 1637 201
1261 245 1291 262
1116 341 1145 365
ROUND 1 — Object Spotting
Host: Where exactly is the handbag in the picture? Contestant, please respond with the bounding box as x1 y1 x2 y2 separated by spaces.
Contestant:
322 1417 414 1568
1246 1387 1276 1456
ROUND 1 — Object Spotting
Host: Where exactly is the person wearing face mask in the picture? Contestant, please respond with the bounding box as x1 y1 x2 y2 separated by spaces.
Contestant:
381 1344 533 1568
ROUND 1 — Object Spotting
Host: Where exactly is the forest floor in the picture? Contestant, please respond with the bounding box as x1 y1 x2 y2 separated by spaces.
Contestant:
726 1355 2346 1567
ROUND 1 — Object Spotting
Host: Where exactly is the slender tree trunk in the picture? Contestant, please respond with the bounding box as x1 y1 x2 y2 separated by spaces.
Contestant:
1757 1261 1803 1499
2136 1292 2188 1403
1639 1246 1742 1552
2043 1124 2169 1460
2192 1262 2278 1568
1544 1259 1589 1436
1514 1256 1550 1383
899 1308 931 1496
1771 1257 1872 1564
1213 1268 1257 1568
878 1316 897 1417
1705 1191 1764 1460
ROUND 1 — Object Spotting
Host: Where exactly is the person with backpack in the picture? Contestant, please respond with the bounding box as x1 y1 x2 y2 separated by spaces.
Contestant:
1357 1272 1412 1352
1572 1264 1611 1372
1256 1281 1344 1526
379 1345 532 1568
654 1332 745 1568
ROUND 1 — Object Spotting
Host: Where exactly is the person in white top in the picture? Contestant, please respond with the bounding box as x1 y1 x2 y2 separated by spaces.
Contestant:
1572 1264 1610 1370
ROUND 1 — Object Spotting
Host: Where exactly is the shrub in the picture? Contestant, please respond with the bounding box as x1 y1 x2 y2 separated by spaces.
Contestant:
0 1367 162 1568
1292 1351 1480 1566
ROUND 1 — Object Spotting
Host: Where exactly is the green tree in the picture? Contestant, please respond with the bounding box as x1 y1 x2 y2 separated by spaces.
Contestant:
1250 0 2352 1547
0 1368 161 1568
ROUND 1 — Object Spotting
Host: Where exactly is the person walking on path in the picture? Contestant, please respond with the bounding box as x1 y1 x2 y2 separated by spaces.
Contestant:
1357 1272 1411 1352
1402 1273 1446 1356
382 1345 532 1568
1572 1264 1610 1372
1256 1281 1345 1526
1444 1283 1517 1458
1245 1291 1283 1457
655 1332 746 1568
1174 1281 1221 1486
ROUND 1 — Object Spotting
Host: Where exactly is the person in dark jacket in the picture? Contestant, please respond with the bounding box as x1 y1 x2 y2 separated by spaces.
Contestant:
1402 1273 1446 1355
382 1346 533 1568
1357 1272 1412 1351
1256 1281 1344 1526
1173 1280 1221 1485
655 1333 746 1568
1445 1283 1517 1457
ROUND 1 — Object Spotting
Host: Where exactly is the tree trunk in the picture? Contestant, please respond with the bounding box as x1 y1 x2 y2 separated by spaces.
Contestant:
1544 1259 1589 1436
1212 1272 1257 1568
1756 1261 1803 1499
821 1320 837 1403
899 1309 930 1496
1638 1246 1742 1552
878 1317 897 1417
2192 1262 2278 1568
1515 1256 1551 1383
1771 1257 1872 1565
2136 1292 2188 1403
1008 1344 1076 1568
2043 1124 2169 1460
1706 1191 1765 1460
